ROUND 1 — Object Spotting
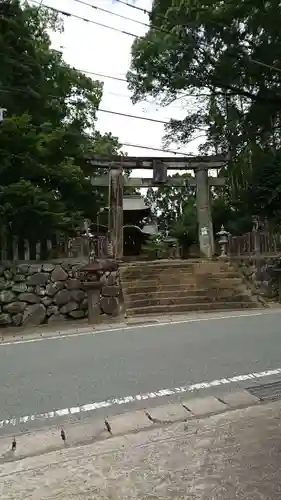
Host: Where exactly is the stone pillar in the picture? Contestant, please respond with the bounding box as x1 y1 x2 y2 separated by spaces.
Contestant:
108 166 123 260
80 259 119 325
84 281 103 324
195 166 215 258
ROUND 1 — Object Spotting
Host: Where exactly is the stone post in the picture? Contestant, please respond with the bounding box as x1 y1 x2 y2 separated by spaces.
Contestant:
195 165 215 258
80 259 118 325
86 283 103 324
80 265 102 325
108 165 123 260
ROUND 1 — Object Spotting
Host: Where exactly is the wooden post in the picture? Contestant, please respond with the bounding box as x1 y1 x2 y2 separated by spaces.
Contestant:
108 163 123 260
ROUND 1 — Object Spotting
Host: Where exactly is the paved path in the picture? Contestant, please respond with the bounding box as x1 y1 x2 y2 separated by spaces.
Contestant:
1 309 281 434
1 401 281 499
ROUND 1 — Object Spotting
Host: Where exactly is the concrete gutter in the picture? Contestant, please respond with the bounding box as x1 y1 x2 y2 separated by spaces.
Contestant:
0 389 260 464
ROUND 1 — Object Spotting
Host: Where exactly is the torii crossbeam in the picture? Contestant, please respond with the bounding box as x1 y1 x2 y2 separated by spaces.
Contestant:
88 155 227 259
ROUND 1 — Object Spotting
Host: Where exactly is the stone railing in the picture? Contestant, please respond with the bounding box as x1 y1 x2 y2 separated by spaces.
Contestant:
0 260 122 327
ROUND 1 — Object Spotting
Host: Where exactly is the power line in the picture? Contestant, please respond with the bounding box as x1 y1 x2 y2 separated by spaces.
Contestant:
0 49 182 88
98 108 169 124
28 2 281 98
114 0 150 16
0 50 191 108
115 0 281 76
121 139 203 156
0 85 176 124
0 48 211 108
80 69 128 82
29 0 281 81
0 49 205 100
5 2 279 116
30 0 139 38
70 0 152 30
0 106 199 156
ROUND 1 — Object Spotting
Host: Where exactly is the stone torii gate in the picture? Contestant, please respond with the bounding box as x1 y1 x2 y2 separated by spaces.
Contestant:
89 155 226 259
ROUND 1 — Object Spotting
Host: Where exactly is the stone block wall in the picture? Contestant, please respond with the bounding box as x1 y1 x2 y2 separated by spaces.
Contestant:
0 261 122 327
239 257 280 300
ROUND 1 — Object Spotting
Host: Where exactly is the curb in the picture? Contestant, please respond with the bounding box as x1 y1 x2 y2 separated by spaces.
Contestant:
0 309 275 345
0 389 261 464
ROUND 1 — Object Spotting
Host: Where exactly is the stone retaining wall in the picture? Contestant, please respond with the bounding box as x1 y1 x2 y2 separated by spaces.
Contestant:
239 257 280 300
0 261 122 327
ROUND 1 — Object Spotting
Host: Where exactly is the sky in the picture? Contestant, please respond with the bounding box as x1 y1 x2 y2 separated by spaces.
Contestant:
36 0 205 179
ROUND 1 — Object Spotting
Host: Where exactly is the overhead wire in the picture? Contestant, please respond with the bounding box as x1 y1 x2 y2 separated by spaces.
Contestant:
0 3 222 160
30 0 139 38
0 85 179 124
28 0 281 80
119 141 200 156
70 0 153 30
0 106 200 156
115 0 281 75
43 0 278 77
111 0 151 17
0 49 211 98
4 1 276 154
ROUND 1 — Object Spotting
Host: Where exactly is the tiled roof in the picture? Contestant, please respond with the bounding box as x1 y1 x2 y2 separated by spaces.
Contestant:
123 195 150 211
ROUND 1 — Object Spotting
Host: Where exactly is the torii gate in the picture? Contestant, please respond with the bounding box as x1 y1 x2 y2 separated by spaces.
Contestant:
89 155 226 259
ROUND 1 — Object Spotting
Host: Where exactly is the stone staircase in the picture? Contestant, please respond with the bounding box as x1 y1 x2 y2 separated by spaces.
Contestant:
120 260 263 317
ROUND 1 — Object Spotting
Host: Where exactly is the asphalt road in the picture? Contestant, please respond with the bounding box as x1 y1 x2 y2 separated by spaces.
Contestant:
1 309 281 435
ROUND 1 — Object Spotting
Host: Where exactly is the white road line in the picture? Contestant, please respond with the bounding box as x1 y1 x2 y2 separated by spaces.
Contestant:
1 366 281 429
0 310 275 347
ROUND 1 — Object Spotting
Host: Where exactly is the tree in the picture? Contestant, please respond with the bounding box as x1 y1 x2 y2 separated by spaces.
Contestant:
0 0 120 241
145 171 256 254
145 174 197 253
127 0 281 220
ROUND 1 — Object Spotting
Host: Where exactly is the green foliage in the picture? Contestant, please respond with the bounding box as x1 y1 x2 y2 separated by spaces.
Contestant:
144 172 255 253
141 234 170 260
128 0 281 226
0 0 120 239
145 173 197 252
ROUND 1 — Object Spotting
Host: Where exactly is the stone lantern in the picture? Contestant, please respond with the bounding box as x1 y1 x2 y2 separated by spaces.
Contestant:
217 225 229 259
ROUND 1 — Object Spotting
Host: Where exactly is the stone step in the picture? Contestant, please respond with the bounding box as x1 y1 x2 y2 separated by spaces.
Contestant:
121 259 230 267
121 275 242 286
124 289 249 301
126 301 260 316
125 294 254 308
121 266 235 276
122 281 245 294
121 262 233 276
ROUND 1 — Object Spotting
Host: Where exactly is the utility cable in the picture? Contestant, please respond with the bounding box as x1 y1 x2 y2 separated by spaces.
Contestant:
70 0 153 30
114 0 281 75
30 0 138 38
26 2 281 98
0 85 176 124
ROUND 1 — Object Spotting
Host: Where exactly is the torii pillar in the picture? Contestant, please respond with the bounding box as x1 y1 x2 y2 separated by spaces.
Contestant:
195 166 215 258
108 165 123 260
